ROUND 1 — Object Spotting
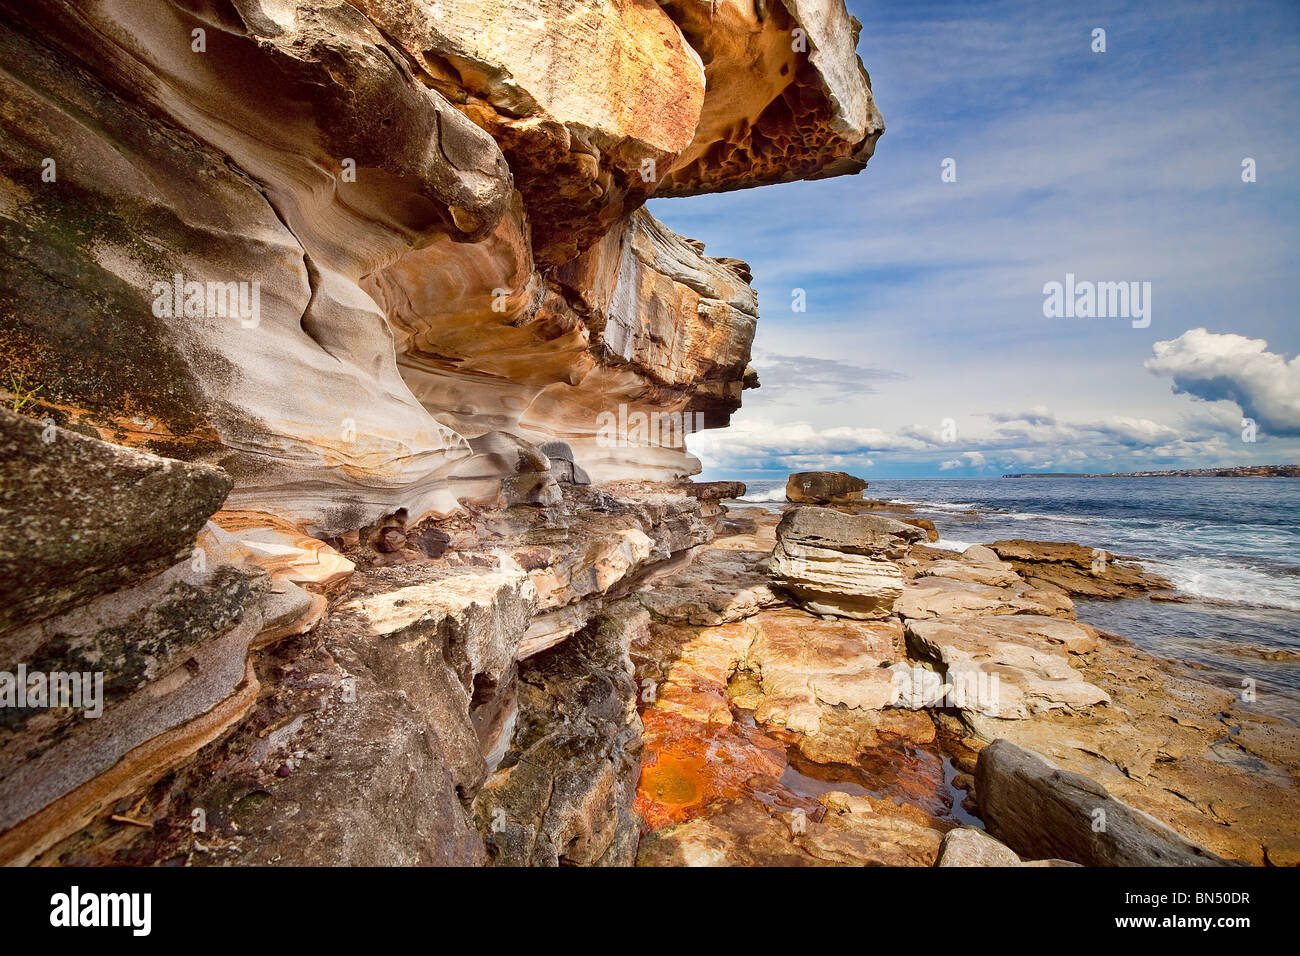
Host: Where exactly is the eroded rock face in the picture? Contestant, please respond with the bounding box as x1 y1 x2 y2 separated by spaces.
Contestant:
0 0 891 867
656 0 884 196
0 418 321 865
636 547 784 625
474 600 646 866
770 506 923 618
975 739 1237 867
1 0 881 533
0 409 232 633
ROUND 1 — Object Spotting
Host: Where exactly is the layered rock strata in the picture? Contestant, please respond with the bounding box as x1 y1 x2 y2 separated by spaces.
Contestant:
0 414 322 866
769 506 925 618
975 740 1236 866
0 0 881 534
0 0 885 863
629 497 1297 867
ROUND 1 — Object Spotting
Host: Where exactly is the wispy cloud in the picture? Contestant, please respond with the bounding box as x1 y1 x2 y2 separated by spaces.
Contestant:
748 351 906 404
655 0 1300 476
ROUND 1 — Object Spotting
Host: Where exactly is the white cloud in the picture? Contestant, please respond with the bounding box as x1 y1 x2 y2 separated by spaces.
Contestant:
988 407 1056 426
1146 329 1300 436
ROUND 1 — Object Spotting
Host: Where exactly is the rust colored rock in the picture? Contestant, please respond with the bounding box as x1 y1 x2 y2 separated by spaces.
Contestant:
785 470 869 504
376 528 408 553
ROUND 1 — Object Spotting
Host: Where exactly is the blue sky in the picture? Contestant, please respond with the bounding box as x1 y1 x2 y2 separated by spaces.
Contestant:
651 0 1300 479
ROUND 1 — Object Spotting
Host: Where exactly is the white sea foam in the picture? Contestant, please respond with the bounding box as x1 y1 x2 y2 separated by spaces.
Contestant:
889 498 978 513
738 486 787 503
1149 557 1300 612
932 538 974 552
1003 511 1094 524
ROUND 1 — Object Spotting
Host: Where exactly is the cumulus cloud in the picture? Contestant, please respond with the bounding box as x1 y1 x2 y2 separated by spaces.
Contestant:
686 417 929 472
1146 329 1300 437
691 395 1299 478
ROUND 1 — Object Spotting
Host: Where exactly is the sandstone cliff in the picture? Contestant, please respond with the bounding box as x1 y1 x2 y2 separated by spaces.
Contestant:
0 1 882 864
1 0 881 533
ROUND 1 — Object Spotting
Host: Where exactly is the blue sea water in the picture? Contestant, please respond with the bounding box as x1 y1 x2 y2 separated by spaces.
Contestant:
733 477 1300 709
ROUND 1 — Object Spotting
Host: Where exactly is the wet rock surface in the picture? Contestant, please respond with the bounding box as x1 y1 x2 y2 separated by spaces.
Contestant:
8 473 1298 869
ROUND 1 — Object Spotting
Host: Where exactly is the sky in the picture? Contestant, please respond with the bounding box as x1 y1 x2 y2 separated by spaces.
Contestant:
651 0 1300 480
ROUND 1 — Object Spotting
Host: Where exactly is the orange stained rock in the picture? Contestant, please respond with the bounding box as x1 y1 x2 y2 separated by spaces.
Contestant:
784 744 957 828
636 708 817 830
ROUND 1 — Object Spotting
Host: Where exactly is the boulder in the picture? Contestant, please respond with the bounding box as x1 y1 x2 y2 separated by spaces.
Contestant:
936 827 1022 866
784 471 869 504
672 481 746 527
962 545 1003 565
540 441 591 485
899 517 939 542
975 739 1238 866
905 616 1109 718
894 577 1074 621
676 481 747 502
769 507 924 619
0 409 232 633
936 827 1080 867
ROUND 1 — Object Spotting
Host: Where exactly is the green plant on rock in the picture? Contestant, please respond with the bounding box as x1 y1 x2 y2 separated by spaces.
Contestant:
9 372 44 414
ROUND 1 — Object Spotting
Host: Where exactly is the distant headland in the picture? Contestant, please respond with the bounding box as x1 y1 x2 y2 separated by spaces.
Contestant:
1002 465 1300 478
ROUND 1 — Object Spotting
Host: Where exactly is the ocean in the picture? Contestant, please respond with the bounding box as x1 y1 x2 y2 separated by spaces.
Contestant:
732 477 1300 714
